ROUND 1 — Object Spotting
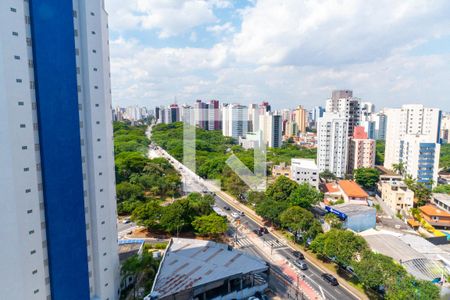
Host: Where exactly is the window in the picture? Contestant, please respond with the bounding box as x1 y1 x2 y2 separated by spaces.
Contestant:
24 167 29 172
92 49 96 53
102 237 106 240
95 104 99 107
27 209 32 214
16 79 22 83
98 155 102 159
74 29 78 37
91 31 96 35
30 250 36 255
96 121 100 124
97 138 101 142
101 221 105 224
25 189 31 193
22 146 27 150
103 252 107 256
100 189 103 192
104 268 108 271
20 124 26 128
14 55 20 60
93 68 98 71
10 7 17 12
18 101 24 106
100 205 104 208
90 12 95 16
73 10 78 18
12 32 19 36
29 230 35 235
99 172 102 176
32 269 37 275
33 289 39 294
94 85 98 89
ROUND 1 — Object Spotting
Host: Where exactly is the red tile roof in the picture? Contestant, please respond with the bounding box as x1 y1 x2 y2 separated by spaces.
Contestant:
324 183 340 193
420 205 450 218
338 180 368 198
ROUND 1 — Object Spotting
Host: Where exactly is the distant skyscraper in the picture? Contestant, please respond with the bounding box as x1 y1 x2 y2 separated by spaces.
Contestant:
169 103 180 123
441 113 450 143
208 100 221 130
0 1 119 299
317 112 349 178
326 90 361 137
194 100 208 129
248 103 260 132
222 104 248 139
312 106 325 122
293 105 307 134
259 101 271 114
180 104 195 125
384 104 441 186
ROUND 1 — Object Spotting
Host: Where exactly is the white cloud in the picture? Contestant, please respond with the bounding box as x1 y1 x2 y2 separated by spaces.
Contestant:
106 0 217 37
106 0 450 111
206 22 235 35
231 0 450 66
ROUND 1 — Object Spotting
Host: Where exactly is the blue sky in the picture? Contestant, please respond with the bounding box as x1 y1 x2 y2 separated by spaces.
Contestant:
105 0 450 111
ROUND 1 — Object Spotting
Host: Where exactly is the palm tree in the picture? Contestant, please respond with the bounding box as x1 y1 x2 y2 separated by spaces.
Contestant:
392 162 406 177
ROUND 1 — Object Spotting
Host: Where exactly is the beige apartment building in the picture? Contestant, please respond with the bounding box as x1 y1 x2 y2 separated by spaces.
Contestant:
381 181 414 215
348 126 376 174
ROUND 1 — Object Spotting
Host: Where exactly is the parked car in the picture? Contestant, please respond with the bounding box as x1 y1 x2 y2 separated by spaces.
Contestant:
321 273 339 286
292 250 305 260
223 206 231 211
240 211 245 216
122 218 131 224
293 260 308 270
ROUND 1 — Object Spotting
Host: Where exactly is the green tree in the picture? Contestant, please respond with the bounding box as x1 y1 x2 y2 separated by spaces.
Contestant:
186 193 214 215
160 200 190 235
192 213 228 237
433 184 450 195
320 170 337 181
386 275 440 300
354 168 380 190
392 162 406 177
131 201 162 230
255 199 290 225
115 151 150 182
279 206 314 232
375 140 385 165
288 183 323 208
310 229 368 266
354 251 406 290
247 191 266 206
116 181 144 202
265 176 299 202
324 213 343 229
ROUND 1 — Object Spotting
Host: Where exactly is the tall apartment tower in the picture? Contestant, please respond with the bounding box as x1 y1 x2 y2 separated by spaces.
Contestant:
326 90 361 137
259 112 282 148
208 99 221 130
0 1 119 300
384 104 441 186
293 105 307 134
317 112 349 178
222 104 248 139
347 126 376 174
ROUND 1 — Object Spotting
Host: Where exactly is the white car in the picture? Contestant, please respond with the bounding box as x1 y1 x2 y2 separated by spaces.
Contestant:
231 212 240 219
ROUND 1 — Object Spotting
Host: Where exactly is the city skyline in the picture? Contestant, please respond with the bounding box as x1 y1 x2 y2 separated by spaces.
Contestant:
106 0 450 110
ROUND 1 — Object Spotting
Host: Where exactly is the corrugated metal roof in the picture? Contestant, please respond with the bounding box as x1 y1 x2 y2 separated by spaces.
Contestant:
152 238 268 298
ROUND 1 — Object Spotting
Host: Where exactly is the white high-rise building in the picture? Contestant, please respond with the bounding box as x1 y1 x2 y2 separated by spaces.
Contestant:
317 112 349 178
248 103 260 132
384 104 441 186
0 1 119 299
326 90 361 137
222 104 248 139
259 112 282 148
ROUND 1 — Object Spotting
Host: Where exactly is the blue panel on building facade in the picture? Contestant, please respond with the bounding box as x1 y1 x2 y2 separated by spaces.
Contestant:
29 1 90 299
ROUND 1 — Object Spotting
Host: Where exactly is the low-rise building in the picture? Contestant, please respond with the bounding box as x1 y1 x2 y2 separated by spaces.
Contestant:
290 158 319 188
146 238 269 300
432 193 450 213
375 165 403 186
380 181 414 215
271 162 291 178
420 205 450 230
338 180 369 205
325 203 376 232
322 182 342 203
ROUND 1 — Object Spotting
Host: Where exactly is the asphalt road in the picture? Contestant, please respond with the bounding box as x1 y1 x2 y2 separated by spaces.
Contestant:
147 126 358 300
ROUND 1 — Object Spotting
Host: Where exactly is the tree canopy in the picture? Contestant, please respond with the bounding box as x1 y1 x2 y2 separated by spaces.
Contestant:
354 168 380 190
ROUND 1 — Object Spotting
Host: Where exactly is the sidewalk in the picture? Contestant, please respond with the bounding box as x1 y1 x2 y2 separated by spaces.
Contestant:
216 190 369 300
